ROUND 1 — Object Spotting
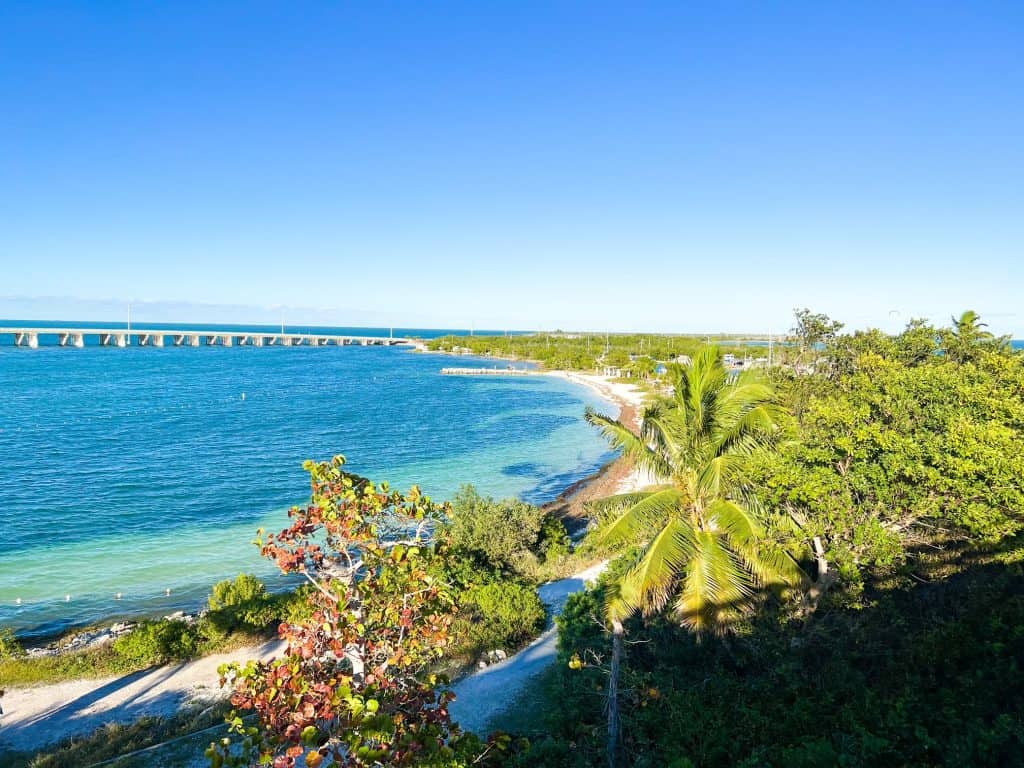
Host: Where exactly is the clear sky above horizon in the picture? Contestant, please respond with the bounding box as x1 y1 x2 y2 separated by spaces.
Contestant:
2 2 1022 335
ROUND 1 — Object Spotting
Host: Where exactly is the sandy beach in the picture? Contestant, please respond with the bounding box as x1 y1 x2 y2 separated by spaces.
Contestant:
540 370 659 524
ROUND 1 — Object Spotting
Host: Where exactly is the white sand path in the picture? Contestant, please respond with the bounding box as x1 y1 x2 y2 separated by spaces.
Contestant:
0 640 284 752
446 372 651 735
447 559 609 735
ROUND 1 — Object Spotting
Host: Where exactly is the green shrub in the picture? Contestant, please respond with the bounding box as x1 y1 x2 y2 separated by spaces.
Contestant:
524 543 1024 767
448 485 545 571
457 581 546 653
206 573 276 634
0 626 25 660
280 583 317 625
539 516 571 562
112 620 201 667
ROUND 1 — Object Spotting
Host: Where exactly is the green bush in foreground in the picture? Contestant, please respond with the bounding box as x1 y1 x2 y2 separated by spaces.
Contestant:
206 573 278 635
457 580 546 655
111 619 202 667
515 540 1024 768
449 485 546 571
539 516 572 563
0 627 26 660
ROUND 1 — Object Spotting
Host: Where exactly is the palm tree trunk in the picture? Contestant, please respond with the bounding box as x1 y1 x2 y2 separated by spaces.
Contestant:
804 536 837 617
607 619 624 768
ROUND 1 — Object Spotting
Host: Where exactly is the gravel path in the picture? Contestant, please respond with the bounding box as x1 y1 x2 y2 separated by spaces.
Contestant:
0 640 284 752
448 560 608 735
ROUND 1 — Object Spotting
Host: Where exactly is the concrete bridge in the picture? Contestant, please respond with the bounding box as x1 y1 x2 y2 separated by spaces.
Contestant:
0 327 411 349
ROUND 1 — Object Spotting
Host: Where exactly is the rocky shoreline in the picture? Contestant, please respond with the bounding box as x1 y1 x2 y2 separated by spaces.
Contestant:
23 610 199 659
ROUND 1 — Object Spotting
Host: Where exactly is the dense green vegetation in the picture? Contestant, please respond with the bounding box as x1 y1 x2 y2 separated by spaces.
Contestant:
501 311 1024 767
441 485 586 663
514 538 1024 767
426 332 758 371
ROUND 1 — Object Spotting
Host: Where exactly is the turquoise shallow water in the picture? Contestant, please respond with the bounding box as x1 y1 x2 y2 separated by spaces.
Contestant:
0 329 617 637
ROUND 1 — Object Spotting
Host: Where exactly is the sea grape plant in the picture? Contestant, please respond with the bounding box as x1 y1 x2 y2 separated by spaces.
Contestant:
211 455 465 768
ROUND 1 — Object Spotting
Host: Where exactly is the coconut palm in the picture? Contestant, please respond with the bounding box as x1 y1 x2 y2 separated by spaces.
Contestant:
947 309 1003 363
952 309 992 341
587 346 803 631
586 346 804 766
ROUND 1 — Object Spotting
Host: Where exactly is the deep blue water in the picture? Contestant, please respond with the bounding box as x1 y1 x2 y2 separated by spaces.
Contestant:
0 328 615 637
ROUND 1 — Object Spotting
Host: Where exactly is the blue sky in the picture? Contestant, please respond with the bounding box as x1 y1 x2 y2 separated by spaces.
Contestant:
2 2 1022 334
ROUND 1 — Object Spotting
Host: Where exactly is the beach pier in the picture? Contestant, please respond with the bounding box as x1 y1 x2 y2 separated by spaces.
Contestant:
1 326 412 351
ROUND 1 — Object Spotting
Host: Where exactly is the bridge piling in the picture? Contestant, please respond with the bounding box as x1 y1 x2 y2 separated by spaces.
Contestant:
3 327 412 351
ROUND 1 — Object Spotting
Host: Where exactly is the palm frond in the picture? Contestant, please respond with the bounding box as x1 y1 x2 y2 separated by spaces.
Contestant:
705 498 763 544
620 518 696 616
585 490 657 518
733 540 807 589
639 400 687 464
695 454 748 500
585 408 672 478
674 530 752 634
597 488 685 546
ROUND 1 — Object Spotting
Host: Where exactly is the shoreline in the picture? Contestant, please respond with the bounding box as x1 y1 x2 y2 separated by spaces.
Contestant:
15 368 646 652
2 370 651 753
537 370 646 530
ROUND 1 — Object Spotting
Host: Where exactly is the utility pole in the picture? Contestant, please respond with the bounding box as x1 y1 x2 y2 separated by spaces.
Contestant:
768 331 774 367
127 301 132 332
280 308 285 335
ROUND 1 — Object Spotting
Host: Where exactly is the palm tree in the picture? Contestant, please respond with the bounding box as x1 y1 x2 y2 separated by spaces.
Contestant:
948 309 999 363
586 346 803 766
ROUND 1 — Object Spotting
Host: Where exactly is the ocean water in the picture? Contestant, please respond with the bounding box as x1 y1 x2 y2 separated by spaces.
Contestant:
0 330 617 637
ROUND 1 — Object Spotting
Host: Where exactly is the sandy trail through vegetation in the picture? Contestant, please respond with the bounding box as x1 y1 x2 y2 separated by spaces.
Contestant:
0 640 284 752
447 559 609 735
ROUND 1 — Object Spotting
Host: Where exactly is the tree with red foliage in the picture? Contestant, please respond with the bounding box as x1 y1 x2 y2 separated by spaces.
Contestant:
209 456 479 767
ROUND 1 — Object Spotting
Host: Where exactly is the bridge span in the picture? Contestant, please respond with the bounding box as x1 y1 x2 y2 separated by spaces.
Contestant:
0 327 412 349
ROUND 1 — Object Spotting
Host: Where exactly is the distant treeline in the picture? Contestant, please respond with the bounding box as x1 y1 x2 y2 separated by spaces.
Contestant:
425 332 761 371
